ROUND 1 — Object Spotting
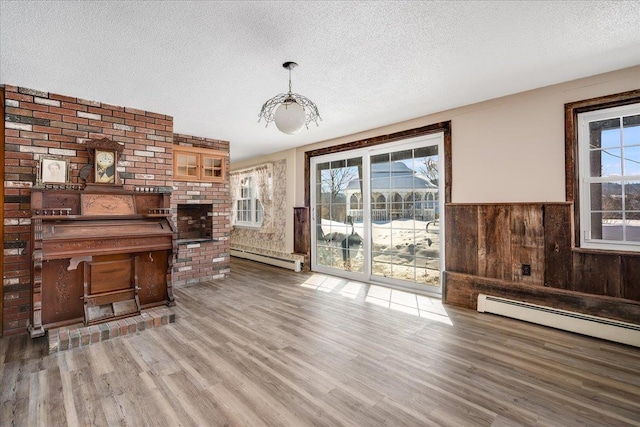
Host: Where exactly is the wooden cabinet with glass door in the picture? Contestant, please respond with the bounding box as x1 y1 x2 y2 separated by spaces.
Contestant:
174 146 226 182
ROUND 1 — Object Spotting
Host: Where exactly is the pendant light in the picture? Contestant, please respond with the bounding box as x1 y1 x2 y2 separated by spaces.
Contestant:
258 62 321 135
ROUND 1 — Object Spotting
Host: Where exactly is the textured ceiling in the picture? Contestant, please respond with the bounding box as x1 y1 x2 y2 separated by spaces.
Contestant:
1 1 639 162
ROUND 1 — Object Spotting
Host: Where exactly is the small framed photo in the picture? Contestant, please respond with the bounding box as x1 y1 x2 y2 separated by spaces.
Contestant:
40 156 69 184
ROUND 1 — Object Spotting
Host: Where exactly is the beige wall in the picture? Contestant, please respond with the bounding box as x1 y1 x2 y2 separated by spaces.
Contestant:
233 66 640 253
295 65 640 204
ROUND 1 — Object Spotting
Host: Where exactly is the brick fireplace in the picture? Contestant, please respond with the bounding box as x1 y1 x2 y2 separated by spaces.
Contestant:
1 85 230 336
171 134 230 287
177 203 213 241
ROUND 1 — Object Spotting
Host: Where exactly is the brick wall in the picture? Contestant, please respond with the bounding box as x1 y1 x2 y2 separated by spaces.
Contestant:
2 85 230 336
172 134 230 286
2 85 175 335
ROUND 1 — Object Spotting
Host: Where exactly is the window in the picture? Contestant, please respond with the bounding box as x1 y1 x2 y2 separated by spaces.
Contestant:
235 177 263 227
174 146 225 182
426 193 435 209
350 194 361 210
577 102 640 252
231 164 274 231
374 194 386 210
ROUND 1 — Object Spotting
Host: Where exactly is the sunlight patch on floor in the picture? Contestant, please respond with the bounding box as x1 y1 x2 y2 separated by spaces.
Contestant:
318 276 343 292
301 275 452 325
340 282 364 298
365 286 452 325
301 274 341 292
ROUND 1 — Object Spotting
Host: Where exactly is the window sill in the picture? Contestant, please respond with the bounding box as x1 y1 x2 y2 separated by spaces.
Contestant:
573 246 640 256
233 224 262 230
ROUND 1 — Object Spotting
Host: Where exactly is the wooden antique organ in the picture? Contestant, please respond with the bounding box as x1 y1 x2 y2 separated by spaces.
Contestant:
29 187 176 337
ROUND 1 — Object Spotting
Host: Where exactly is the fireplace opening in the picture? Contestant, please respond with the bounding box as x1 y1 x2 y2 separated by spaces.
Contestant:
177 204 213 242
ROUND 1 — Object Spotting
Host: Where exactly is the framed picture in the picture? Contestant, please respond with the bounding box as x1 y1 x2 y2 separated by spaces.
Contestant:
40 156 69 184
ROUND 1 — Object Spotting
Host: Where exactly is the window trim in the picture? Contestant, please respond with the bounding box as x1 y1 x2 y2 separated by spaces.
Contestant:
565 89 640 252
234 176 263 228
173 146 226 182
577 103 640 252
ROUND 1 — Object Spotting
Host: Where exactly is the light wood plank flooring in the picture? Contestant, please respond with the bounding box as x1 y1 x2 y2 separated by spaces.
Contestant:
2 258 639 426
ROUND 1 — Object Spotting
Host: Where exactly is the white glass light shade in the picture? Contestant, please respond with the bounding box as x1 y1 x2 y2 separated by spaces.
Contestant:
274 101 305 135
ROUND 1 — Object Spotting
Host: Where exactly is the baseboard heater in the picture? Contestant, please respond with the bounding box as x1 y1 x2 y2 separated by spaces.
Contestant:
477 294 640 347
230 249 302 272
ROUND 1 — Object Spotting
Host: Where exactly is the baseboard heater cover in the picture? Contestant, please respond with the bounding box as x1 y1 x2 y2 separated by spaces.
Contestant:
477 294 640 347
230 249 302 272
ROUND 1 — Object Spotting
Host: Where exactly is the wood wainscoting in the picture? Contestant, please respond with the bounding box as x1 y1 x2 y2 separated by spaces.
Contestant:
293 206 310 270
444 202 640 324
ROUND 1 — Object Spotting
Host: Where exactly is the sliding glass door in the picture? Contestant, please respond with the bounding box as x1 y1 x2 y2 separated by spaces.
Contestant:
311 133 444 295
369 145 441 291
313 156 366 275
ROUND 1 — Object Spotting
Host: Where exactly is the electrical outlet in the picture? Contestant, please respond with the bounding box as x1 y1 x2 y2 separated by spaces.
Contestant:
522 264 531 276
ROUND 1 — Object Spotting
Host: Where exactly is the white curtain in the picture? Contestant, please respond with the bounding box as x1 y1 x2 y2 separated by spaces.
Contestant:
255 163 274 234
230 172 241 227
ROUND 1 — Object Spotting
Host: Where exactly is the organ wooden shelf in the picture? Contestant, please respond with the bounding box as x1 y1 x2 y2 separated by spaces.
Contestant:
30 186 177 338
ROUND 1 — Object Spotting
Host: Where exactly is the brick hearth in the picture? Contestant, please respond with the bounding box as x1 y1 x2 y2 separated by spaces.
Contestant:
46 306 176 355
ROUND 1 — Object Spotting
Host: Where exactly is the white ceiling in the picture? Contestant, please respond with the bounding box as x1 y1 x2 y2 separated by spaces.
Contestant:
1 1 639 162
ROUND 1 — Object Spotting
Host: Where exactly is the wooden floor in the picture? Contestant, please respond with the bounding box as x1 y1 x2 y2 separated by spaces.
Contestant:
2 259 639 426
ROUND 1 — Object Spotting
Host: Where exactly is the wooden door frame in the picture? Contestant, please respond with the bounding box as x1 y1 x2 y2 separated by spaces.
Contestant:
303 122 451 292
305 121 451 207
302 121 452 258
